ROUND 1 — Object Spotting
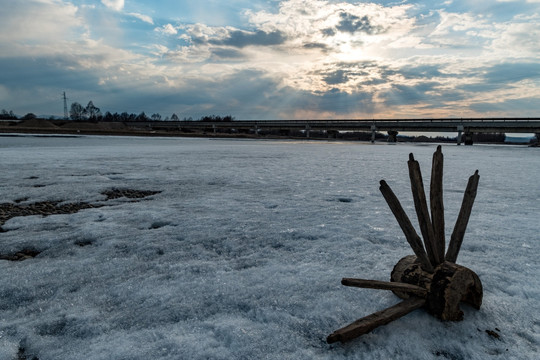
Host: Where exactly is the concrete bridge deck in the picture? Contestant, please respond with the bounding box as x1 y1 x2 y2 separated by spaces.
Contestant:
127 118 540 144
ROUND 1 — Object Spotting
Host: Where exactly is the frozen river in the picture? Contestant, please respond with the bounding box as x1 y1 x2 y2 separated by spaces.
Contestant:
1 135 538 359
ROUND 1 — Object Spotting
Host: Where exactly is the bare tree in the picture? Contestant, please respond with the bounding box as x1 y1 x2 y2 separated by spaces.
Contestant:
70 102 84 121
84 101 101 121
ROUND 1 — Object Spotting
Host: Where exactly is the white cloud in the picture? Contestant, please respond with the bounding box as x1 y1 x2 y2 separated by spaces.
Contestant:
0 0 82 44
101 0 124 11
0 0 163 93
430 10 490 37
155 24 178 35
128 12 154 24
489 15 540 57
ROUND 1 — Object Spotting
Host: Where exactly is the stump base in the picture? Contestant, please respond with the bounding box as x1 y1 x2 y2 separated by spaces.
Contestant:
391 255 482 321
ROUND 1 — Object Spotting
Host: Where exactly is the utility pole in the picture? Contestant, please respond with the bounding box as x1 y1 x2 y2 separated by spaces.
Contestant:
63 91 68 120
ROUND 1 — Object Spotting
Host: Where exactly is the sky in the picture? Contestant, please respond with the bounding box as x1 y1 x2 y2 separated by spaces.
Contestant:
1 0 540 120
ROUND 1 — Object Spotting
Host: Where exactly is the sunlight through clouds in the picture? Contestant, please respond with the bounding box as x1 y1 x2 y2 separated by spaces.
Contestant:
160 0 417 96
1 0 540 119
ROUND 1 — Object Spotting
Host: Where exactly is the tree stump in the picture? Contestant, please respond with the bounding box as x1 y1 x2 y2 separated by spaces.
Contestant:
391 255 482 321
327 146 483 344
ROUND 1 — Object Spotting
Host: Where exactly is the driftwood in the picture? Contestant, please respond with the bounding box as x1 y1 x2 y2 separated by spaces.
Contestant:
328 146 482 343
446 170 480 263
341 278 427 297
430 146 446 263
408 153 441 266
327 297 426 344
379 180 433 273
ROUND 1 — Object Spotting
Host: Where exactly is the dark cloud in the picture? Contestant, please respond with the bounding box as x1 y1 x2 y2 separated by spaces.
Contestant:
470 96 540 115
416 89 467 110
335 12 383 35
314 88 375 115
323 70 350 85
0 57 99 89
381 82 441 106
315 61 386 86
303 42 329 51
483 62 540 84
207 30 287 48
0 56 109 113
399 65 449 79
321 28 336 37
99 69 287 119
210 47 245 59
458 62 540 94
334 60 386 73
140 69 377 119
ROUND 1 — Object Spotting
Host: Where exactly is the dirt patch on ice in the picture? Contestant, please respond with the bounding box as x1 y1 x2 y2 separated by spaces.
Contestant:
101 188 161 200
0 201 103 228
0 188 162 232
17 345 39 360
0 249 41 261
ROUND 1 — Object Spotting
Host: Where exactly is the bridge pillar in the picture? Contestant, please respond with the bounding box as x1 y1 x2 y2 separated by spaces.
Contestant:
464 132 474 145
457 125 464 145
387 130 398 143
254 125 259 136
305 124 311 138
371 125 377 143
212 124 217 134
327 129 338 139
534 133 540 146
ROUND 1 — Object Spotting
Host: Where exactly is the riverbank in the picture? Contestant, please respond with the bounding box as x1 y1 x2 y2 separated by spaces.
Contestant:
0 119 315 140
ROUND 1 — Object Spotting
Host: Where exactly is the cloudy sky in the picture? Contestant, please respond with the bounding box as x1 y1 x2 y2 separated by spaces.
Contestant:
1 0 540 119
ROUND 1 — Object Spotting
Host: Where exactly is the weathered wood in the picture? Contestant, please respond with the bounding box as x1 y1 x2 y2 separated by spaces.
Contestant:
445 170 480 263
391 255 434 301
379 180 433 272
430 145 445 263
341 278 428 297
327 297 426 343
408 154 441 266
391 255 483 321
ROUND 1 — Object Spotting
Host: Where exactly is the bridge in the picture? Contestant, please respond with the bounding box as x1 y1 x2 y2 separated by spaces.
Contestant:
127 118 540 145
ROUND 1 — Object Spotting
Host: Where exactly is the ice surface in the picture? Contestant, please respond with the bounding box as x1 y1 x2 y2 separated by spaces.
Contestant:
0 135 539 359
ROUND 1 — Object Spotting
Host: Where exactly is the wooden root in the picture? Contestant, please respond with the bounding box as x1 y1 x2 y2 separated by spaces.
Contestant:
341 278 427 297
327 254 482 343
327 297 426 344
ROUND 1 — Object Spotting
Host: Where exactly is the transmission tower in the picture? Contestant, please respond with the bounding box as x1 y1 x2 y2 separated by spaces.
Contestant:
63 91 68 119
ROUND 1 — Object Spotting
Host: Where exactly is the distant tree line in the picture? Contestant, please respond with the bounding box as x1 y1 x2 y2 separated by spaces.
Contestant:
197 115 235 122
70 101 101 121
3 102 235 123
0 109 17 120
1 109 39 120
68 101 234 123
